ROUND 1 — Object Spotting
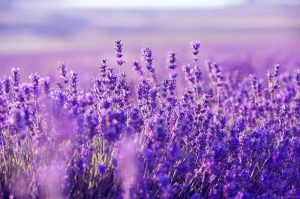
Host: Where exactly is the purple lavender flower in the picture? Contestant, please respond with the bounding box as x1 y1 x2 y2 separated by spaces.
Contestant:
98 164 106 175
10 67 20 88
74 157 85 174
0 80 3 96
29 73 40 98
267 64 280 94
106 68 118 91
133 60 144 77
223 183 238 198
115 40 125 66
100 110 126 142
4 77 11 94
128 107 144 134
21 83 31 101
167 51 177 70
296 69 300 89
59 62 68 84
84 109 99 138
99 59 108 78
137 79 152 100
41 77 50 95
142 48 155 74
190 193 202 199
182 64 195 84
69 70 78 96
191 41 201 61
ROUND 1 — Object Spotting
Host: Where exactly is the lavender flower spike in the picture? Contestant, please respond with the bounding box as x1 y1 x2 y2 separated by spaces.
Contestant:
167 51 177 70
10 67 20 88
115 40 125 66
133 60 144 77
191 41 201 62
142 47 155 73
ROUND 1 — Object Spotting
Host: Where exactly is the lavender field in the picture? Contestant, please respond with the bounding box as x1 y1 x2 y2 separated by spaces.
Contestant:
1 1 300 199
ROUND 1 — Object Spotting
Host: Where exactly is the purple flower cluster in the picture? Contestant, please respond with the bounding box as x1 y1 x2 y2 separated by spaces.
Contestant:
0 41 299 199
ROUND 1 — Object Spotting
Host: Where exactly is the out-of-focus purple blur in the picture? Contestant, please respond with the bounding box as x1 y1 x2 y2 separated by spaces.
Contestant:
0 0 299 82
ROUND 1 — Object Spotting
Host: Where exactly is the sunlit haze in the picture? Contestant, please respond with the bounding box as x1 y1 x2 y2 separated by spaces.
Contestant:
3 0 299 10
61 0 243 9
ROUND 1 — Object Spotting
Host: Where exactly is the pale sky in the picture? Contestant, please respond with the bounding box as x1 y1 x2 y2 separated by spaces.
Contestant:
60 0 244 9
12 0 300 10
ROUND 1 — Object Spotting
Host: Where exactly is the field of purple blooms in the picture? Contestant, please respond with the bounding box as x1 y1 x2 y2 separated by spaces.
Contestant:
0 40 300 198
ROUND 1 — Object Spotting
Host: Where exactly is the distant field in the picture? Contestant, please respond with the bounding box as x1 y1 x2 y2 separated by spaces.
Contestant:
0 5 300 80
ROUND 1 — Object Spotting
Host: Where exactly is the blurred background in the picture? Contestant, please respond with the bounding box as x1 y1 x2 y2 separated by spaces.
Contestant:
0 0 300 82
